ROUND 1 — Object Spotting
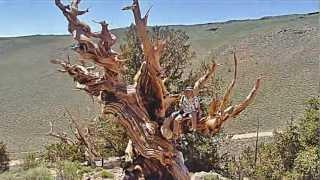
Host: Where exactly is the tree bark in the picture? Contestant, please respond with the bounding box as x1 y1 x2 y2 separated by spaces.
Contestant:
52 1 261 179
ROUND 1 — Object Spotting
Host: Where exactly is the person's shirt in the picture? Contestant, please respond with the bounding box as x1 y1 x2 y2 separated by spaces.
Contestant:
179 95 200 113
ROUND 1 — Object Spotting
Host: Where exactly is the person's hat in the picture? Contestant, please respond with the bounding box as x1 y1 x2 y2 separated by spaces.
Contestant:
185 86 193 91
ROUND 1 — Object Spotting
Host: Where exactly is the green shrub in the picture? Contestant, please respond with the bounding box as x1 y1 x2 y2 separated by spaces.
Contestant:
24 166 53 180
294 146 320 177
23 152 42 171
203 174 220 180
56 161 83 180
43 142 86 163
100 170 114 178
91 115 129 159
0 141 9 172
181 131 228 174
0 172 18 180
78 165 93 175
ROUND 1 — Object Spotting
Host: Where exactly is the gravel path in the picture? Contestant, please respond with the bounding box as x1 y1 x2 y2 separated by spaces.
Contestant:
231 131 274 140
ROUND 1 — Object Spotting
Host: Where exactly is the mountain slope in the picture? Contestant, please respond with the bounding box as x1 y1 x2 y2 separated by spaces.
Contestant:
0 12 318 153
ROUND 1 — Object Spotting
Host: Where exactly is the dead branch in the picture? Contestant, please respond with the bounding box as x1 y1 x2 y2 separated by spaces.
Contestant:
219 52 238 113
193 63 217 96
65 109 100 161
47 120 75 145
47 109 100 163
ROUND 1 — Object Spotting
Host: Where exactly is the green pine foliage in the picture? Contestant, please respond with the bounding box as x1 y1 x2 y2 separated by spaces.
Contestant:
120 25 195 92
90 115 129 158
181 131 229 174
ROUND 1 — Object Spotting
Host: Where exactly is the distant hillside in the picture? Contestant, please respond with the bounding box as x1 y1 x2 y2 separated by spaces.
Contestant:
0 12 318 153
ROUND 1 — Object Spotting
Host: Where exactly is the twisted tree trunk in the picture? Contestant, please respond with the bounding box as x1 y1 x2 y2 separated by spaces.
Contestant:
52 0 261 179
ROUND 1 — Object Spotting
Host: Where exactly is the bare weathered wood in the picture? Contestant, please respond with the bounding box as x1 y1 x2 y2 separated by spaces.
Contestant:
52 1 261 179
193 63 217 96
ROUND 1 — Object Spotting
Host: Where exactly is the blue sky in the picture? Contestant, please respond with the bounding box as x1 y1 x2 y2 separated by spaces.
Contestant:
0 0 318 37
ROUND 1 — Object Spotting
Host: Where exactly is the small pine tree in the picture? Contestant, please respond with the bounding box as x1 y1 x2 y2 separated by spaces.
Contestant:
43 142 86 163
90 115 129 158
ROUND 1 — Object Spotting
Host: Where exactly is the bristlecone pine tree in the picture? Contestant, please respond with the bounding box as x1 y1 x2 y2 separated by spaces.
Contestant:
52 0 261 179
